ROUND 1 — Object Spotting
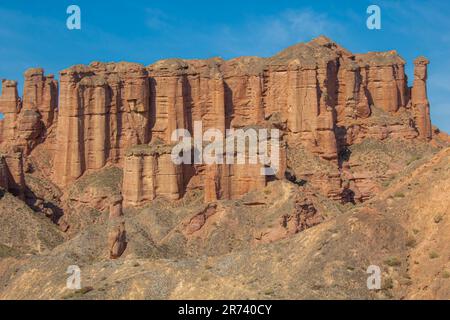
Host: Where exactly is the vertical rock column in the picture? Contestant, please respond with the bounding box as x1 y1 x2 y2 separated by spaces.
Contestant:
411 57 432 140
122 143 184 207
166 76 187 142
288 65 318 139
108 195 127 259
202 75 229 203
22 68 58 128
230 137 267 199
336 61 370 120
315 61 338 161
0 80 20 144
148 59 189 143
356 51 407 113
53 68 84 186
122 65 151 146
204 128 277 203
204 162 231 202
286 63 337 161
0 156 9 190
78 76 109 170
4 147 26 199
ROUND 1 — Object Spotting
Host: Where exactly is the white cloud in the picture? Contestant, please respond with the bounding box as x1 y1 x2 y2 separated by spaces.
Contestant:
199 8 343 57
145 8 170 30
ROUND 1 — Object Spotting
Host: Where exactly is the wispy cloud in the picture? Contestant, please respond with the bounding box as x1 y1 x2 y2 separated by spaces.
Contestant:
145 8 170 31
144 8 343 58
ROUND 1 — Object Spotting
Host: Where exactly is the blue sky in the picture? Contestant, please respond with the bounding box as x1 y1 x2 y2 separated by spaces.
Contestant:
0 0 449 131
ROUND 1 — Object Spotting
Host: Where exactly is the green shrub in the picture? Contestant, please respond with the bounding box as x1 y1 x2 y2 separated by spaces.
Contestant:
384 257 401 267
406 238 417 248
434 215 443 224
429 251 439 259
383 277 394 290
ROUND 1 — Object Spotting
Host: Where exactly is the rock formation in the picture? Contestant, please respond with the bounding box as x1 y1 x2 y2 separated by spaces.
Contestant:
122 141 184 207
0 36 440 209
411 57 432 140
0 148 26 199
0 80 20 145
354 51 408 113
22 68 58 128
52 62 152 187
0 155 9 190
107 195 127 259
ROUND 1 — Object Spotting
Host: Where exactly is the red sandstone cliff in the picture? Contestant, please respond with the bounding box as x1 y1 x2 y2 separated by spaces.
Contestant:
0 36 438 209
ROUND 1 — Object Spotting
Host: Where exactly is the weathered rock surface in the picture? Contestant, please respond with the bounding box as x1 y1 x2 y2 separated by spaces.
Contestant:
0 80 20 145
411 57 432 140
107 195 126 259
0 36 449 301
122 141 184 207
22 68 58 128
0 36 442 210
0 148 26 199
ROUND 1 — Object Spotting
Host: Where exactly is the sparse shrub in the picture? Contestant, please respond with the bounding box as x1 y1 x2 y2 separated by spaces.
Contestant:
263 289 275 296
77 286 94 295
442 271 450 279
434 214 443 224
62 286 94 300
383 277 394 290
403 279 413 286
394 192 405 198
201 275 210 282
406 238 417 248
382 180 391 188
429 251 439 259
406 155 421 165
384 257 401 267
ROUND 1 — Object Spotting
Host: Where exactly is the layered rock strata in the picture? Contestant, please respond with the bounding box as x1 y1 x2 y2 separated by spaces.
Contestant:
0 36 436 207
411 57 432 140
0 148 26 198
122 141 184 207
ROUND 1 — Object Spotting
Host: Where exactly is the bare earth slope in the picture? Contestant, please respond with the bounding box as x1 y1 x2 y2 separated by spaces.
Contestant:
0 147 448 299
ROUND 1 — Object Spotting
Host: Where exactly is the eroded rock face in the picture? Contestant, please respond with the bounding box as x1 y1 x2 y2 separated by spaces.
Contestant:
355 51 408 113
255 194 323 244
412 57 432 140
0 156 10 190
22 68 58 128
107 195 126 259
0 148 26 199
122 142 184 207
0 80 20 145
0 73 54 155
53 62 152 187
0 36 440 208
